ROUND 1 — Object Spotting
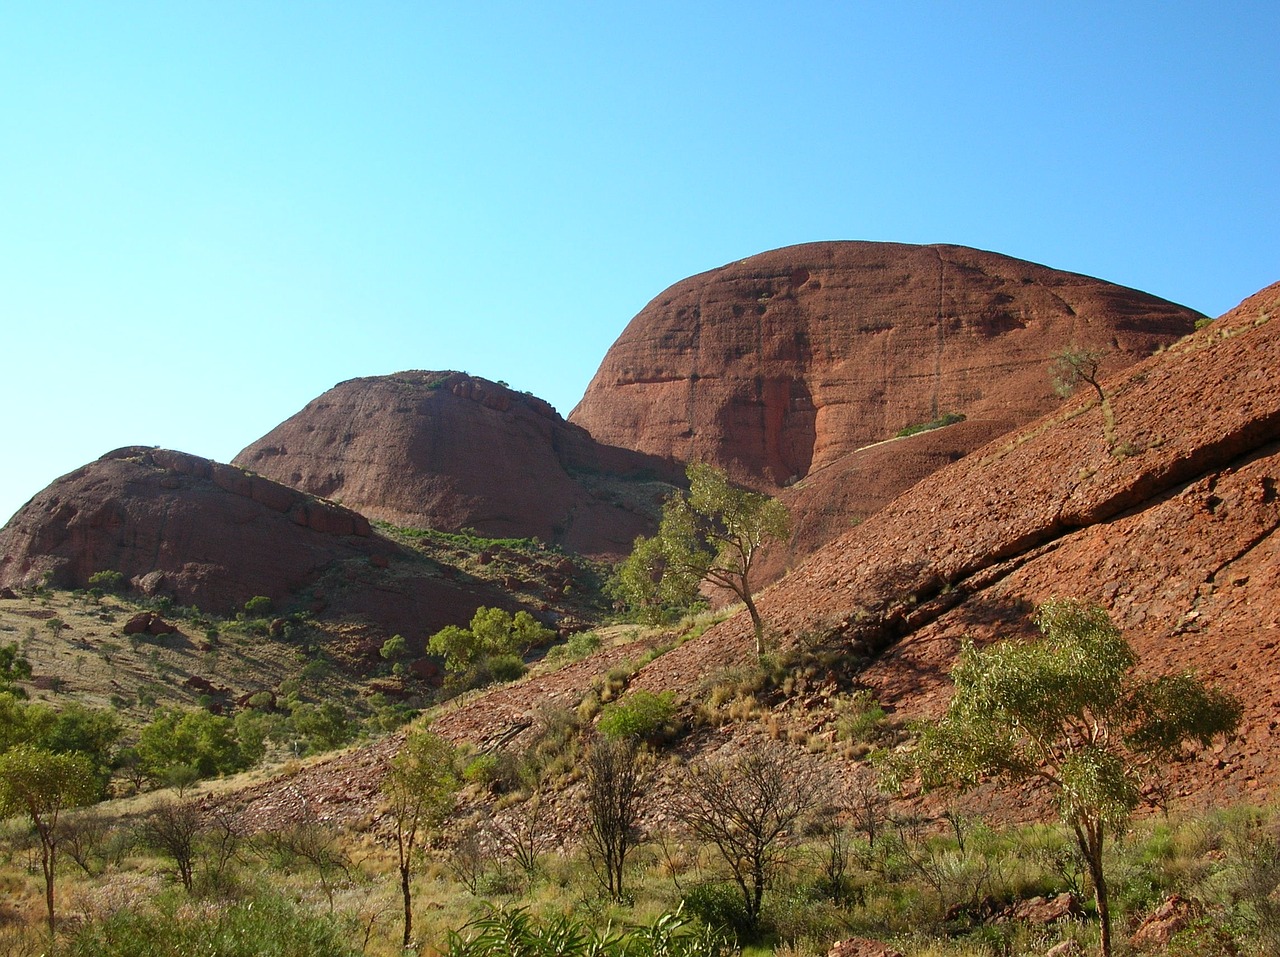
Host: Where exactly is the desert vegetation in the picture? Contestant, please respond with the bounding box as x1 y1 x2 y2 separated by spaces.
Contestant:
612 463 790 656
0 588 1263 957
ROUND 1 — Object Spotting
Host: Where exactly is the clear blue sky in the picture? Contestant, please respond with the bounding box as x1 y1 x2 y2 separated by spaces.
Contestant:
2 2 1277 525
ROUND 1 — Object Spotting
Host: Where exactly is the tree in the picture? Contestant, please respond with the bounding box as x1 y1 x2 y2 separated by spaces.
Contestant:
289 701 353 753
427 606 552 690
677 745 821 932
379 634 408 661
614 463 790 656
583 735 647 902
0 745 98 930
1050 346 1107 405
136 707 248 787
0 643 31 695
140 798 204 891
883 599 1241 957
381 728 459 948
39 702 122 797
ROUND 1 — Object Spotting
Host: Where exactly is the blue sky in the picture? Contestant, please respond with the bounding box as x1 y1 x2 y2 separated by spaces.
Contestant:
2 2 1277 525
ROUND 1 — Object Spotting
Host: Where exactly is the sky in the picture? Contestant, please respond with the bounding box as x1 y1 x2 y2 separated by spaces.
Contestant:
1 2 1277 526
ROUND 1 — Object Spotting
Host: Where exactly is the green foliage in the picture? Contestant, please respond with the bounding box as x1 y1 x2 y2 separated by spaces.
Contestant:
243 595 272 617
0 643 31 694
37 702 122 797
682 882 755 941
382 727 460 946
886 598 1241 957
288 701 353 754
428 606 552 691
0 693 120 797
834 690 887 746
544 629 602 664
0 744 98 929
64 888 360 957
598 689 678 744
136 707 250 785
440 906 729 957
87 569 126 593
896 411 967 438
1050 346 1107 403
379 633 407 660
612 463 790 655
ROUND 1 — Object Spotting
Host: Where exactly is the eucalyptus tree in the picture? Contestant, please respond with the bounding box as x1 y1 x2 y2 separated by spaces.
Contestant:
613 462 790 656
381 727 459 948
0 745 98 931
884 599 1241 957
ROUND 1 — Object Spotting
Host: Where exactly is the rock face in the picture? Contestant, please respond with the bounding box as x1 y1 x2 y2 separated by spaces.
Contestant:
0 447 559 637
234 371 679 559
631 280 1280 806
570 241 1202 497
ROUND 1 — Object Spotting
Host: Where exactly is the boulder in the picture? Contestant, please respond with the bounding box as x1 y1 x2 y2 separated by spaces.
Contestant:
1130 895 1205 950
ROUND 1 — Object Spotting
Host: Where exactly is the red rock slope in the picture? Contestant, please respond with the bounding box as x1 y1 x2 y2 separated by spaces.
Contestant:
234 372 679 560
632 280 1280 806
570 241 1202 496
0 447 564 638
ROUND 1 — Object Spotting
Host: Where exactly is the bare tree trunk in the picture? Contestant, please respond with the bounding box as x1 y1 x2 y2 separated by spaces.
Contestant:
41 841 55 933
400 862 412 948
1074 820 1112 957
743 593 765 657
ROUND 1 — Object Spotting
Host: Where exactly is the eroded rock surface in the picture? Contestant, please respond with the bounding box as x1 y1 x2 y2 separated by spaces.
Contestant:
571 240 1201 504
235 371 679 559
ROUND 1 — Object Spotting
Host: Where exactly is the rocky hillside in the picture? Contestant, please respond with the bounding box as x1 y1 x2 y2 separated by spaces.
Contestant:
222 280 1279 834
570 240 1201 492
0 447 603 642
234 371 681 560
627 279 1280 807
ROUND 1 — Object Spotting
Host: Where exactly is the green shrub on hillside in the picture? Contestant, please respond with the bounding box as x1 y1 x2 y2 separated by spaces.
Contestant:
597 689 678 745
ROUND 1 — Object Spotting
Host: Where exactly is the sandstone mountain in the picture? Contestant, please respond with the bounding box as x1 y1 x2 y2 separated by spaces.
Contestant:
222 279 1280 834
622 279 1280 807
0 447 591 640
234 371 679 560
235 244 1202 580
570 242 1202 567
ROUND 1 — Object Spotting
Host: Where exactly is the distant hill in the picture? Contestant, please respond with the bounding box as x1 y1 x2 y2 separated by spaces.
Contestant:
234 371 680 560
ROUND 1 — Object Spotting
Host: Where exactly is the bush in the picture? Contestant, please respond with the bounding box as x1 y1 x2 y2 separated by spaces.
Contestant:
243 595 272 617
835 690 887 745
597 689 678 744
136 707 249 784
428 607 549 692
65 889 359 957
87 570 126 593
683 882 754 942
544 630 603 664
896 411 966 438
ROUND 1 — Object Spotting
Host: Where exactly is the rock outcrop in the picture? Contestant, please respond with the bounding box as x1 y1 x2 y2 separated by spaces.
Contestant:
234 371 679 559
630 280 1280 805
570 241 1202 497
0 447 566 638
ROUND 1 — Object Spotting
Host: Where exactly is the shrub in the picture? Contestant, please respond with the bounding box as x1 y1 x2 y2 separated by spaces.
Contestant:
243 595 272 617
379 634 407 660
597 690 678 744
683 882 754 942
64 889 359 957
87 570 126 593
545 629 602 664
834 690 887 745
896 412 966 438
